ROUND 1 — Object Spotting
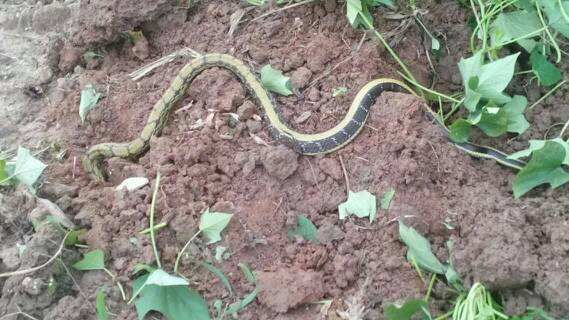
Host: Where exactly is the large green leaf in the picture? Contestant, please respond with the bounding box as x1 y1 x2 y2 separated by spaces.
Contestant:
398 221 446 274
459 52 518 111
503 95 530 134
449 119 472 143
490 10 541 52
477 106 508 137
132 271 210 320
259 65 292 96
513 140 569 198
509 138 569 164
530 49 562 86
338 190 377 222
540 0 569 38
287 215 318 242
13 147 47 191
73 249 105 271
199 210 233 244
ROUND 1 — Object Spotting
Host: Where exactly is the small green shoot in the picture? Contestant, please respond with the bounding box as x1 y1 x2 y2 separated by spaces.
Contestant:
380 188 395 210
452 283 508 320
199 210 233 244
259 65 293 96
398 221 446 274
238 263 256 284
199 261 233 295
332 87 349 97
287 215 317 242
96 288 108 320
338 190 377 222
79 84 101 123
175 209 233 273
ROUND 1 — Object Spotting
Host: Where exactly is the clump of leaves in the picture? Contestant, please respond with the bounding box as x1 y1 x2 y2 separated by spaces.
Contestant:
449 52 530 142
0 146 47 193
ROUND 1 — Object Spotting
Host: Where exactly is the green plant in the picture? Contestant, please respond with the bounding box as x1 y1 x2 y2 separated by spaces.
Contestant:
0 146 47 192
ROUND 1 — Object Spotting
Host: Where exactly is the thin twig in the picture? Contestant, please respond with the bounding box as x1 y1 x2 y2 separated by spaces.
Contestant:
339 155 350 194
0 232 69 278
529 79 567 110
250 0 316 22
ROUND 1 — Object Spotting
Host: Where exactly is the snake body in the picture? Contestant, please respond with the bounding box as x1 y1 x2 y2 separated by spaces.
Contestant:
83 53 525 181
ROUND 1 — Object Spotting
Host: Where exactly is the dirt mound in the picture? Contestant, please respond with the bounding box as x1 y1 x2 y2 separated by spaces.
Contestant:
1 0 569 319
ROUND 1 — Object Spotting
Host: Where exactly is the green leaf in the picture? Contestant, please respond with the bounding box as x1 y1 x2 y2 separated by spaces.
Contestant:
513 140 569 198
287 215 318 242
540 0 569 38
449 119 472 143
503 95 530 134
477 106 508 137
398 221 446 274
530 49 562 86
199 261 233 295
380 188 395 210
73 249 105 271
0 159 8 185
199 210 233 244
509 138 569 164
332 87 349 97
13 147 47 191
338 190 377 222
459 52 518 111
384 299 430 320
238 262 256 284
132 271 210 320
259 65 292 96
226 287 259 315
96 288 108 320
79 84 101 123
65 229 86 246
490 11 541 52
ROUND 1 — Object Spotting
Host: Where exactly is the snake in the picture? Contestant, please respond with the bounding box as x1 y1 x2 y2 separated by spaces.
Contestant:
83 53 525 181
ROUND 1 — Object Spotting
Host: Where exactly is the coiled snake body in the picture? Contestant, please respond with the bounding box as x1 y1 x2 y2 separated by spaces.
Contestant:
83 53 525 181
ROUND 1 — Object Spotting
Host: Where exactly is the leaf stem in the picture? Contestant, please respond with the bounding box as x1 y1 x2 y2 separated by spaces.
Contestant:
149 171 161 269
559 119 569 139
424 273 437 302
529 79 567 110
174 230 201 274
536 2 561 63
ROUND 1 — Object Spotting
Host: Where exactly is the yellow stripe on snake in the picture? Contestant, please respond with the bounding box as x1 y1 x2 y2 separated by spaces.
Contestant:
83 53 525 181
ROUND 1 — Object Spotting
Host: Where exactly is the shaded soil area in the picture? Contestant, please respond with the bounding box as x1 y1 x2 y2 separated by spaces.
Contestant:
1 0 569 319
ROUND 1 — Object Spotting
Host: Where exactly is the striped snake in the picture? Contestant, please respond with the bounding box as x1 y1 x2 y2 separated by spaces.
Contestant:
83 53 525 181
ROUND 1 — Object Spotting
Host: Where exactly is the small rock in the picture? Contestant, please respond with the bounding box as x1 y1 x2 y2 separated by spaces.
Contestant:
237 100 257 120
28 198 76 229
22 277 44 296
324 0 337 12
211 200 234 213
246 119 262 133
58 43 81 73
132 35 150 60
261 146 298 181
285 55 305 70
307 87 320 102
290 67 313 90
316 221 344 244
257 268 324 313
0 246 21 270
318 158 342 181
40 182 78 200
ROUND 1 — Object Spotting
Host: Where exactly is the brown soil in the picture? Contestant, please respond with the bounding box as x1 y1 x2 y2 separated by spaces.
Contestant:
1 0 569 319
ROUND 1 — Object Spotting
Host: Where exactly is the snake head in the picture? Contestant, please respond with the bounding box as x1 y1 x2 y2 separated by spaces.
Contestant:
82 155 108 181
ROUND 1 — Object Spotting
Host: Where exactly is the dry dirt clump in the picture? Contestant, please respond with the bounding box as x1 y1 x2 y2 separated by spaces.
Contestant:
1 0 569 319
